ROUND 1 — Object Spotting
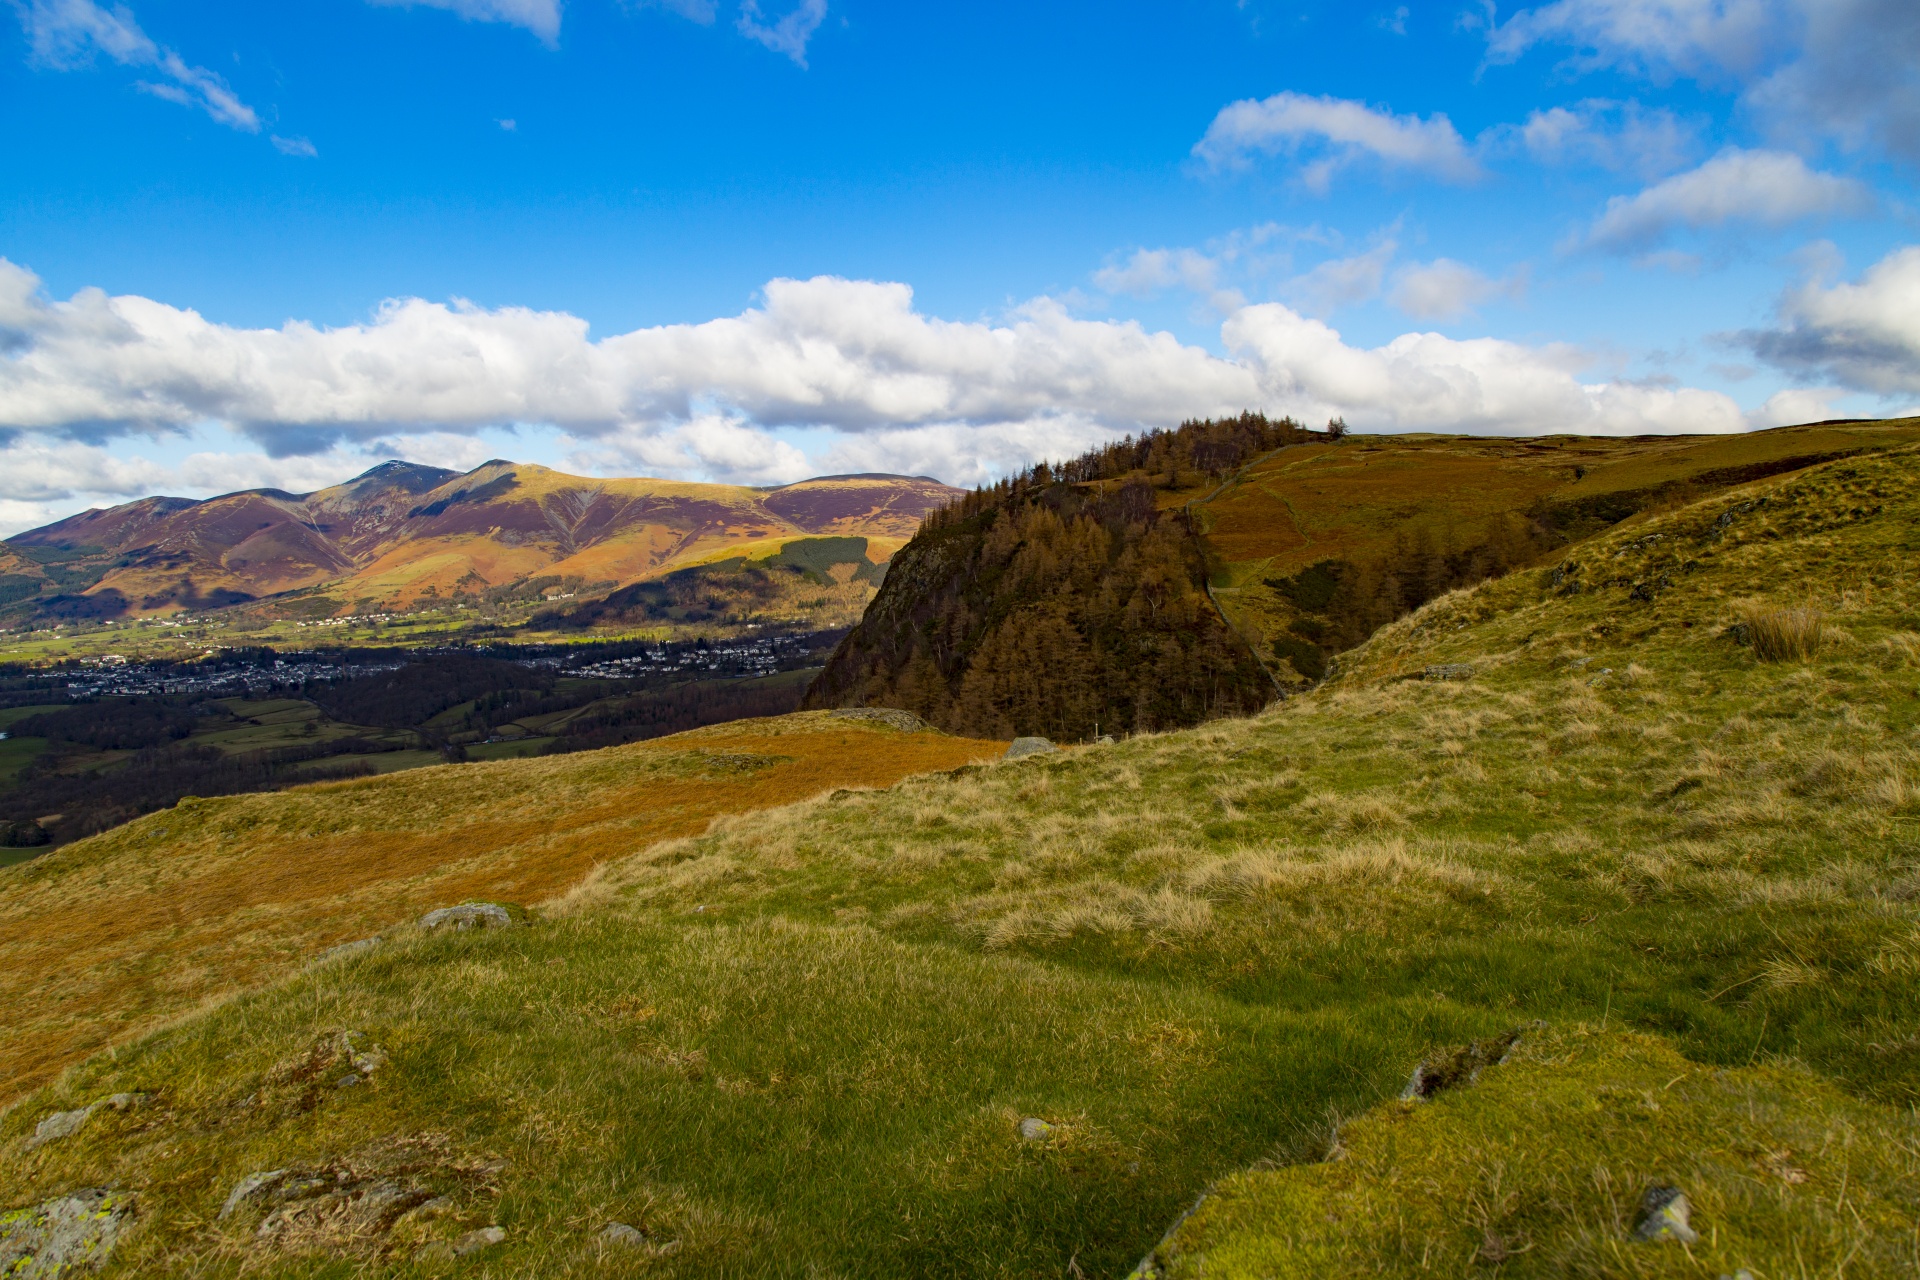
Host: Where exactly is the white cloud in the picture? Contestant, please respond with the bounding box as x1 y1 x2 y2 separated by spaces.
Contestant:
1093 247 1220 298
1193 92 1480 191
568 415 813 486
1484 0 1920 162
0 257 1771 524
1285 243 1397 315
271 135 318 158
12 0 260 130
1582 148 1871 250
1742 244 1920 394
1743 385 1845 427
366 0 563 44
1493 99 1698 178
1389 259 1524 321
1223 302 1748 435
736 0 826 67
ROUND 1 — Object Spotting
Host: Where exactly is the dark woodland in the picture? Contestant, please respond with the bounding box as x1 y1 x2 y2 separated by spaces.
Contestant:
805 414 1315 739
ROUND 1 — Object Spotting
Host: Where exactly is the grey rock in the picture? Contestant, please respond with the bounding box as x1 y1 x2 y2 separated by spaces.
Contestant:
420 902 512 931
601 1222 648 1247
453 1226 506 1255
336 1073 362 1089
1422 663 1474 681
23 1105 98 1151
1005 737 1057 760
1017 1116 1055 1141
219 1169 292 1220
103 1093 151 1112
1632 1185 1699 1244
315 937 381 964
0 1188 137 1278
830 707 928 733
1093 734 1116 746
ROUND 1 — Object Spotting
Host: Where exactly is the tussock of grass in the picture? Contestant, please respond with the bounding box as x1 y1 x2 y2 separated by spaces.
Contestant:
1745 604 1825 661
4 447 1920 1276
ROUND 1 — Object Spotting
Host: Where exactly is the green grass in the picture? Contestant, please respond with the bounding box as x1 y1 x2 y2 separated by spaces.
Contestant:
3 447 1918 1276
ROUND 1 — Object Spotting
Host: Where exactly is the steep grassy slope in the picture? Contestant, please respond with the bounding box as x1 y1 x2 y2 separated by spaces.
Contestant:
815 418 1920 732
5 463 959 624
3 448 1917 1276
0 714 1004 1104
1196 417 1920 684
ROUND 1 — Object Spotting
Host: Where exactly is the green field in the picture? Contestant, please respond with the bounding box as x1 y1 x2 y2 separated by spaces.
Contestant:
3 446 1917 1276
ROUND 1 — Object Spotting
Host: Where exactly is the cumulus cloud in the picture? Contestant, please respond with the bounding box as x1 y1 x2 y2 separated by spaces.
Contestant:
1222 303 1746 436
1741 244 1920 394
1193 92 1480 191
12 0 260 129
1284 243 1397 315
1389 259 1524 321
0 253 1768 524
1483 0 1920 162
736 0 826 66
366 0 563 43
1581 148 1871 250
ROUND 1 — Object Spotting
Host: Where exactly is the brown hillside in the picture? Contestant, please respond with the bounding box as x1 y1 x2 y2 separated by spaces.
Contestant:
0 711 1005 1106
4 463 963 621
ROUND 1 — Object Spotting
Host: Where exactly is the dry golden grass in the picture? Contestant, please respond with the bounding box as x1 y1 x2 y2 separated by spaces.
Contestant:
0 712 1003 1105
1745 604 1825 661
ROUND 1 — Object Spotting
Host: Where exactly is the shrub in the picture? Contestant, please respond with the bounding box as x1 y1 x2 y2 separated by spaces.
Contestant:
1745 605 1824 661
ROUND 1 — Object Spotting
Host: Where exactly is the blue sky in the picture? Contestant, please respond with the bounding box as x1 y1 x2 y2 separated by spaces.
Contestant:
1 0 1916 532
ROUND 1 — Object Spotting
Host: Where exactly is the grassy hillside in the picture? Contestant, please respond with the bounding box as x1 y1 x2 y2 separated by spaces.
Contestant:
0 714 1005 1104
813 417 1920 734
3 446 1917 1276
1196 417 1920 686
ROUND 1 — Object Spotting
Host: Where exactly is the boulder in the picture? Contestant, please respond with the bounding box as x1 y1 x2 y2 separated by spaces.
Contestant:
420 902 512 931
23 1106 97 1151
315 937 381 964
601 1222 648 1247
0 1189 137 1277
1632 1185 1699 1244
453 1226 506 1256
1017 1117 1055 1141
1005 737 1057 761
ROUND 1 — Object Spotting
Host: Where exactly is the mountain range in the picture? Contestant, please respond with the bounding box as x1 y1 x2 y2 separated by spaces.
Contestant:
0 463 962 623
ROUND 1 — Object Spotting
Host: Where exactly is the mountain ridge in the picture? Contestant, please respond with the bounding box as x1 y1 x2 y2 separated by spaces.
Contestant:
1 462 963 623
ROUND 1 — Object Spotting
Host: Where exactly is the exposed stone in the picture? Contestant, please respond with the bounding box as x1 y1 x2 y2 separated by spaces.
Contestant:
1401 1028 1527 1101
315 937 381 964
830 707 929 733
219 1170 293 1220
601 1222 648 1247
1017 1117 1055 1141
1094 734 1116 746
0 1188 137 1277
420 902 512 931
1005 737 1057 760
1422 663 1474 681
1633 1185 1699 1244
23 1106 98 1151
336 1074 362 1089
453 1226 506 1255
104 1093 151 1112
